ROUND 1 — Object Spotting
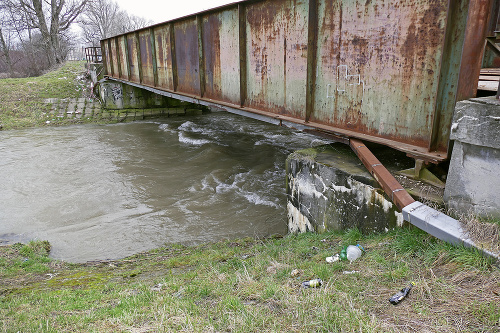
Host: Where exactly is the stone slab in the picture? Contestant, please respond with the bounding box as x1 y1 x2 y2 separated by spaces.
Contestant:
451 99 500 149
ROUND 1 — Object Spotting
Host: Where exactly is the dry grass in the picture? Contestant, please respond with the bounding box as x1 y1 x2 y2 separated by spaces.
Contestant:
459 212 500 254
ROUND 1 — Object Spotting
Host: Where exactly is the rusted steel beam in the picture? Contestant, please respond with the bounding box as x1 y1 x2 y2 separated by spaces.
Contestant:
197 15 206 97
456 0 494 101
135 32 143 84
349 138 415 211
305 0 318 123
107 39 114 77
124 34 131 80
100 41 108 75
429 0 470 153
150 28 159 87
169 22 178 91
114 38 122 78
238 3 247 107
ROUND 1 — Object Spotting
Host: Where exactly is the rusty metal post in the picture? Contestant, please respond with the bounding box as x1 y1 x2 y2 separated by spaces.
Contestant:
135 32 143 84
114 38 122 78
305 0 318 123
197 15 206 97
429 0 470 153
150 28 159 87
350 138 415 211
107 39 114 77
124 34 131 80
169 23 178 92
100 41 108 75
456 0 494 101
238 3 247 107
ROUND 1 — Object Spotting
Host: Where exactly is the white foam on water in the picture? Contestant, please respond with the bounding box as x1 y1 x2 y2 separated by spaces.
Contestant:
241 192 280 208
178 132 211 146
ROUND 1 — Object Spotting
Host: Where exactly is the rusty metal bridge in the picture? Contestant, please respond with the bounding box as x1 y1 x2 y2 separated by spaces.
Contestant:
100 0 499 164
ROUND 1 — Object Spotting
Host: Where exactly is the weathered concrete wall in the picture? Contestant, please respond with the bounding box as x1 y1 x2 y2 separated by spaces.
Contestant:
444 97 500 217
286 144 404 234
98 80 207 112
99 81 169 109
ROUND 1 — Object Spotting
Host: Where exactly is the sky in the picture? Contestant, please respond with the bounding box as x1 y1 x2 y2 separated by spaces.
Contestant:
117 0 243 24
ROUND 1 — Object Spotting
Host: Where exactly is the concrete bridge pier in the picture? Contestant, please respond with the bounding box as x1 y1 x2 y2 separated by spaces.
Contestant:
286 143 406 234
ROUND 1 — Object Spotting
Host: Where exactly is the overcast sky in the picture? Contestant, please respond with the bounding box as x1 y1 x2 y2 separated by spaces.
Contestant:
117 0 242 24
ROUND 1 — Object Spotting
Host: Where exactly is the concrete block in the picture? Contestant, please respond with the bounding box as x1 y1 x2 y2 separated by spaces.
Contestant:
444 142 500 217
445 97 500 217
286 144 404 234
451 98 500 149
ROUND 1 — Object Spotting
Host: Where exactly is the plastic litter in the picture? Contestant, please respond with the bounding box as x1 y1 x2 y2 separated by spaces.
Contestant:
339 244 365 263
389 282 415 305
302 278 322 288
325 254 339 263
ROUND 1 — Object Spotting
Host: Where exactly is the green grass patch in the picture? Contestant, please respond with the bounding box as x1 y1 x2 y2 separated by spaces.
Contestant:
1 227 499 332
0 61 96 130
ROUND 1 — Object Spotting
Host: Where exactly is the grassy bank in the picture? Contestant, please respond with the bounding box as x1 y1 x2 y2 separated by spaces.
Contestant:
0 61 92 129
1 227 499 332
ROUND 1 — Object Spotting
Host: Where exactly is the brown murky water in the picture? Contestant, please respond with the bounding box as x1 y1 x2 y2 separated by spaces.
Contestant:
0 112 324 262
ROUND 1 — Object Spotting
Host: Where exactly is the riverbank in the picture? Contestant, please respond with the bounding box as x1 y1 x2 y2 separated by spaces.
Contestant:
1 228 499 332
0 61 203 130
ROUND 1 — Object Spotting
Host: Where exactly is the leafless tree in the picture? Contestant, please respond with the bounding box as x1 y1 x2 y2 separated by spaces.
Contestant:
79 0 153 46
0 4 15 76
5 0 89 65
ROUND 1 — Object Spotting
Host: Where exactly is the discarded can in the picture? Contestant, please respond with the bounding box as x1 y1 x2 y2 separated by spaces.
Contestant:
302 278 322 288
389 282 415 305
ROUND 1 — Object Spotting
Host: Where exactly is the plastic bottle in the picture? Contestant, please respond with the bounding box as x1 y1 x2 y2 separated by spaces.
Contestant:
389 282 415 305
346 244 364 263
339 246 348 261
302 278 322 288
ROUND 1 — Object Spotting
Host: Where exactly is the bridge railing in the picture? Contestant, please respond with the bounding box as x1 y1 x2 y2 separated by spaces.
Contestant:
100 0 499 162
85 47 102 64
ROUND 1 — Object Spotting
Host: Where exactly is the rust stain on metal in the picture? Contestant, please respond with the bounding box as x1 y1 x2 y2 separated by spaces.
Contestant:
139 30 155 86
456 0 494 101
127 35 140 82
154 25 175 90
174 19 201 96
202 14 222 100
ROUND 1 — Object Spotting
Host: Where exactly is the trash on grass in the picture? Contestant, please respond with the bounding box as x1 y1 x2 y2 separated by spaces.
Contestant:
302 278 322 288
389 282 415 305
326 254 340 263
340 244 365 263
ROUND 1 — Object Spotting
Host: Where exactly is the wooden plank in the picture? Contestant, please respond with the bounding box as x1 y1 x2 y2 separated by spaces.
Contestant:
479 75 500 81
480 68 500 75
477 80 499 91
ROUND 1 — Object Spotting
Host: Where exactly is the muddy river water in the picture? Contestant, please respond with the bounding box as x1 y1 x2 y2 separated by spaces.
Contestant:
0 112 323 262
